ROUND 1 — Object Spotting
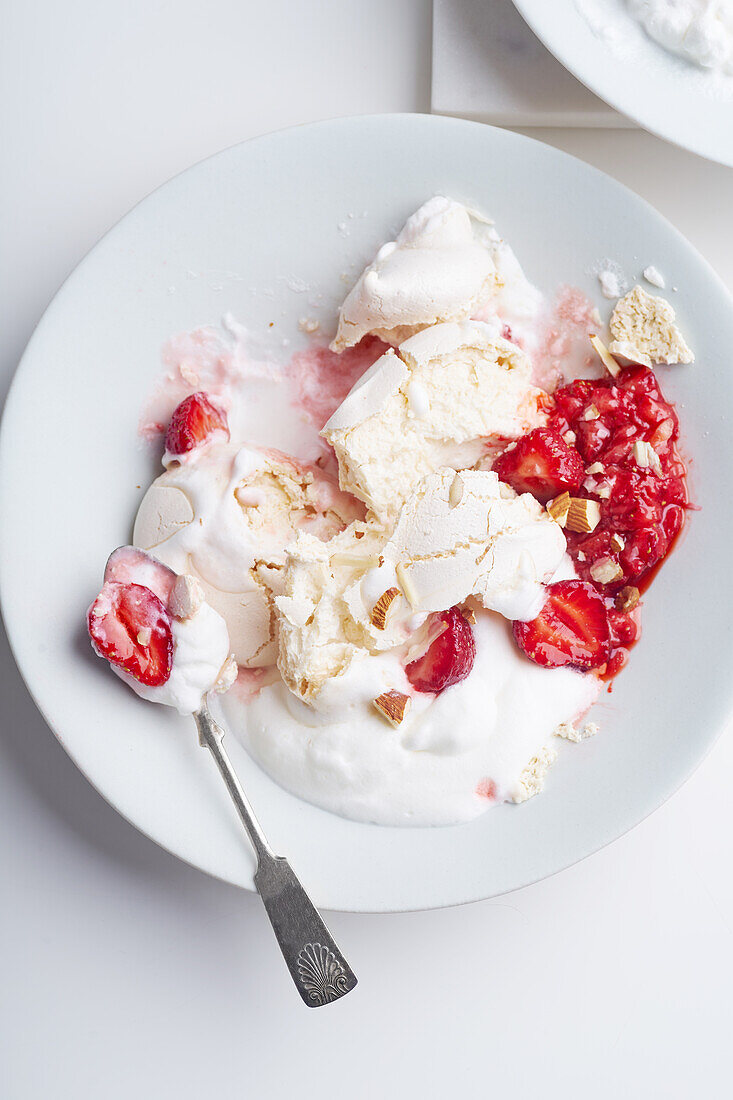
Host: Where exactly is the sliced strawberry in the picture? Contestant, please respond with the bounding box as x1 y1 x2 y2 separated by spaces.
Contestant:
405 607 476 694
165 392 229 455
512 580 610 672
88 581 173 686
492 428 584 504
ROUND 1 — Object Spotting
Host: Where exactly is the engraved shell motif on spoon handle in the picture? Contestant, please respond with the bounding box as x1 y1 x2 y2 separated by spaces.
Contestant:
193 702 357 1007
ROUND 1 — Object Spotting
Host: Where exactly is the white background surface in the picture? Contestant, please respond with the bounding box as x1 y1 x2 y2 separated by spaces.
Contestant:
1 1 731 1096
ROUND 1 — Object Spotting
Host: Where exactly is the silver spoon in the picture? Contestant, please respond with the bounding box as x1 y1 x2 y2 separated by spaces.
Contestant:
193 700 357 1007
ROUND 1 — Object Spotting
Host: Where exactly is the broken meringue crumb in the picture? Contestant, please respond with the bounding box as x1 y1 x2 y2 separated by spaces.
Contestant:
597 265 625 300
609 285 694 368
512 745 558 803
170 574 205 620
643 266 665 290
213 655 238 694
557 720 599 743
298 317 320 335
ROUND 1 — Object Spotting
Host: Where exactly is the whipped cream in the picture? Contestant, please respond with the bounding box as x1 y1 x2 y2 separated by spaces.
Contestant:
322 321 544 521
220 608 599 826
119 602 231 715
628 0 733 74
134 443 360 666
331 197 499 350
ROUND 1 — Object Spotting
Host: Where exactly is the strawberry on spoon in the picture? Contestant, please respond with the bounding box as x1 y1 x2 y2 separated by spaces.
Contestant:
512 580 610 672
88 580 174 686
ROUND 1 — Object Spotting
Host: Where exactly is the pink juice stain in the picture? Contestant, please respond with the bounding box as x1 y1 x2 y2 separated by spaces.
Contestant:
533 285 601 392
285 334 389 430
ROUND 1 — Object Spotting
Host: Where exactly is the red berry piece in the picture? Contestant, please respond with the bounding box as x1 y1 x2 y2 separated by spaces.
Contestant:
493 428 584 504
406 607 476 695
104 546 176 605
165 392 229 456
88 581 173 686
512 580 610 672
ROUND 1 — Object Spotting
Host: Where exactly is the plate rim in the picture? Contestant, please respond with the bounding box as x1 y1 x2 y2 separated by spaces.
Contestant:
2 112 733 913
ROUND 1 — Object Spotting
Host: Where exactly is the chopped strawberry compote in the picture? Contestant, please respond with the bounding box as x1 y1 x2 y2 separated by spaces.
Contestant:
492 427 585 504
503 363 689 679
406 607 476 695
513 580 610 672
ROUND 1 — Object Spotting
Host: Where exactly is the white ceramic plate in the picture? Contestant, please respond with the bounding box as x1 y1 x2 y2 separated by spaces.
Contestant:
513 0 733 166
1 115 731 912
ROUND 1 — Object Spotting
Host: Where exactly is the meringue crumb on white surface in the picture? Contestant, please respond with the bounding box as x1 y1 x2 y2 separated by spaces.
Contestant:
511 745 559 803
643 265 666 289
608 285 694 367
598 265 625 299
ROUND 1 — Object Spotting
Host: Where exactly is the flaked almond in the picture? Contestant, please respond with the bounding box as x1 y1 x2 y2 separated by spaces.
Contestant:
590 557 624 585
370 587 401 630
590 333 621 378
373 690 411 727
395 561 418 608
546 491 570 526
449 472 464 508
615 585 640 612
461 606 477 624
586 462 605 475
610 532 626 552
583 404 600 421
566 497 601 533
330 552 380 569
136 627 152 646
563 430 577 445
651 417 675 446
170 573 205 620
632 440 663 476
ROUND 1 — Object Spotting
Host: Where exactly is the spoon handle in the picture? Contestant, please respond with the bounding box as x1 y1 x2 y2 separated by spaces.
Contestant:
194 703 357 1007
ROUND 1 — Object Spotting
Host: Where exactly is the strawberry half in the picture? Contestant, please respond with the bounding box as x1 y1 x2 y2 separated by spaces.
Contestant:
165 392 229 456
512 580 610 672
88 581 174 687
406 607 476 694
492 427 584 504
104 546 176 604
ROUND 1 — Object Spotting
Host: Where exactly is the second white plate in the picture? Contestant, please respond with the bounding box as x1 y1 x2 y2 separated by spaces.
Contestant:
514 0 733 166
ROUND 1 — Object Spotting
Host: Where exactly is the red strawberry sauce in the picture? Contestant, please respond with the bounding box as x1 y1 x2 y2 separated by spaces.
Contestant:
545 363 689 678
